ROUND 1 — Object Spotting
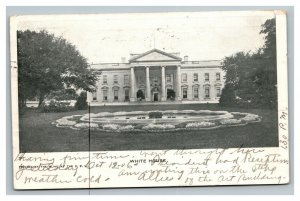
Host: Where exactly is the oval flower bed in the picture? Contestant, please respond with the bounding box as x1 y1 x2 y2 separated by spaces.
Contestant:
53 110 262 132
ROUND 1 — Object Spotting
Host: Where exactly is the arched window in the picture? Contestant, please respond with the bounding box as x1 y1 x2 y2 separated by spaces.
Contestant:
181 84 188 99
192 84 200 99
101 86 109 101
112 86 120 101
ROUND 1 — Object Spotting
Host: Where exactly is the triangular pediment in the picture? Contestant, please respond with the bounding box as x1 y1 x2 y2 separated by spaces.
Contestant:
129 49 182 63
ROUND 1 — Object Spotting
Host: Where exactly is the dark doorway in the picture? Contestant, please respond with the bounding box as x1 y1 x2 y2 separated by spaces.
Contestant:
153 93 158 101
124 89 130 101
167 89 176 100
136 90 145 101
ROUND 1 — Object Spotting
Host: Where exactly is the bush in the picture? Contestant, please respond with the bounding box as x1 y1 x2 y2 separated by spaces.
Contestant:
75 91 88 110
40 100 74 113
219 84 236 107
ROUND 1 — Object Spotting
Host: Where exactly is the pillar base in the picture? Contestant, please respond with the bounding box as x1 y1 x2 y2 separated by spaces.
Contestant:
130 97 136 102
146 98 151 101
176 97 182 101
161 97 166 101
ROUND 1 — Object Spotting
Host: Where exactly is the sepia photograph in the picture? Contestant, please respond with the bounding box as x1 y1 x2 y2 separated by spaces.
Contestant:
15 12 279 153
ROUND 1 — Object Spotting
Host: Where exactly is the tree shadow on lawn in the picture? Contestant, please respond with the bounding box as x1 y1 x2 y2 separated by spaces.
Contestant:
19 108 89 153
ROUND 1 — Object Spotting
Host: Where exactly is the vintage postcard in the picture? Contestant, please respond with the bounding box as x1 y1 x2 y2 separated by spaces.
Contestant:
10 11 289 189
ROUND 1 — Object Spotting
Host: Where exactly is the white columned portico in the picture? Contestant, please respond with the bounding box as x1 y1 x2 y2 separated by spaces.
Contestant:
161 66 166 101
176 65 182 100
145 66 151 101
130 67 136 101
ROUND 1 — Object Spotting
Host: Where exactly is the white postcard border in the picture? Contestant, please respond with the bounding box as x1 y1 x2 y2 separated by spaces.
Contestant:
10 11 289 189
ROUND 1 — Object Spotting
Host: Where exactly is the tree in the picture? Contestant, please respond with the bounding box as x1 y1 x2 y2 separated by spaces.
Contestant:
256 18 277 108
220 18 277 108
46 88 78 101
17 30 98 108
75 91 88 110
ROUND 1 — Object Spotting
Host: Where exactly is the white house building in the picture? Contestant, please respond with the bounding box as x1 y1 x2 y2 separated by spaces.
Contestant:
87 49 225 105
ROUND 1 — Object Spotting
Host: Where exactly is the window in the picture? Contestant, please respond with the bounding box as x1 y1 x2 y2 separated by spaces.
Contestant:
193 87 199 98
103 75 107 84
216 72 221 81
103 90 108 101
182 73 187 82
166 74 171 83
124 89 130 101
216 87 221 97
182 88 188 99
193 73 198 82
114 90 118 101
92 91 97 101
205 73 209 81
205 87 210 98
113 75 118 84
124 75 129 85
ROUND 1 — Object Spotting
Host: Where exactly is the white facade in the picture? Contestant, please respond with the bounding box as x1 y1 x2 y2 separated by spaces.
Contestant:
87 49 225 105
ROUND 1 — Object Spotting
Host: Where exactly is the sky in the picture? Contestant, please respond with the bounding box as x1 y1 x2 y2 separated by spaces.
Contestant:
16 11 275 63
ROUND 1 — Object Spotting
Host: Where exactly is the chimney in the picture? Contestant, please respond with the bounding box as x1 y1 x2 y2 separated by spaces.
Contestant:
184 55 188 62
121 57 126 63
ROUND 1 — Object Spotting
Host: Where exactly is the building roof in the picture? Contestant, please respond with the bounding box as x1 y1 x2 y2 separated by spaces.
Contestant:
129 48 182 62
90 49 222 70
90 63 130 70
182 60 222 67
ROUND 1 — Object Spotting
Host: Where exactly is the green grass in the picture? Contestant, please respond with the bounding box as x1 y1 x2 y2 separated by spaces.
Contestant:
19 104 278 153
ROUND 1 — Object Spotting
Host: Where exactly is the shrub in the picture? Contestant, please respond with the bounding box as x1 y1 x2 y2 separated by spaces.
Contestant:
219 84 236 107
75 91 88 110
40 100 74 113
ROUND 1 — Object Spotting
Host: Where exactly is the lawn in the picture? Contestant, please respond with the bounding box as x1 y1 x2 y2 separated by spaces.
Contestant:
19 104 278 153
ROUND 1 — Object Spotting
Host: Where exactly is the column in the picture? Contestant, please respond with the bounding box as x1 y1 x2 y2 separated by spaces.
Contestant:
161 66 166 101
176 65 182 100
146 66 151 101
130 67 136 101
